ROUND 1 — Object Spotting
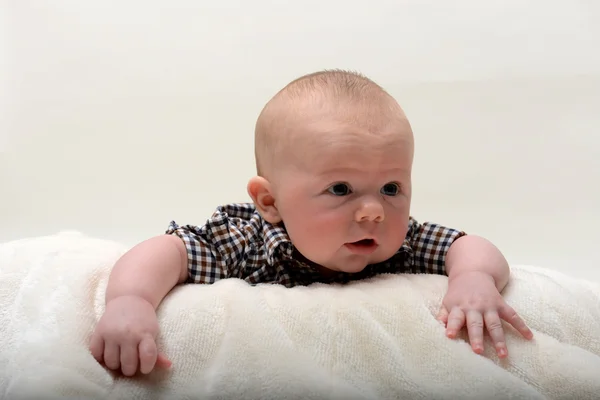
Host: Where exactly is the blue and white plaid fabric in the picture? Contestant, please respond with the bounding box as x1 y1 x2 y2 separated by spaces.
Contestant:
166 203 465 288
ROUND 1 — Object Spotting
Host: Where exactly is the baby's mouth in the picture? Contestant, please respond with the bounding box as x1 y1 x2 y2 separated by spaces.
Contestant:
351 239 376 246
345 238 378 254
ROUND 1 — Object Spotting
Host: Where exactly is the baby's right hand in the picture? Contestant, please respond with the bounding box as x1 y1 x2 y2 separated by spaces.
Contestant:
89 295 172 376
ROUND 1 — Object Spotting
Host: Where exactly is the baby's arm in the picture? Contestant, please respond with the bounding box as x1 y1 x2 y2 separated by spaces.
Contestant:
90 211 250 376
89 235 188 376
445 235 509 292
105 234 188 309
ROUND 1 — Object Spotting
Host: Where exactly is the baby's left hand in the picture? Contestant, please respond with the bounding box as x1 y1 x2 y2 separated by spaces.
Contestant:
436 271 534 358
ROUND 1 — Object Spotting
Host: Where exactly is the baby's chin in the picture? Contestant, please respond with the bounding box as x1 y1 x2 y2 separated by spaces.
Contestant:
299 248 393 275
333 250 400 274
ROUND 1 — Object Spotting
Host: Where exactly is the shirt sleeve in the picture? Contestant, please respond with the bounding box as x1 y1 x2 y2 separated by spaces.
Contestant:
165 213 249 284
405 217 467 275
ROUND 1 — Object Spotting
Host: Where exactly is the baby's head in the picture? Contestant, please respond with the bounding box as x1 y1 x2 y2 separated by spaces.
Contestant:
248 70 414 274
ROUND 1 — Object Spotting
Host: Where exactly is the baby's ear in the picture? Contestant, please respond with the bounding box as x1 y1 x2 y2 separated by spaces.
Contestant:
247 176 282 224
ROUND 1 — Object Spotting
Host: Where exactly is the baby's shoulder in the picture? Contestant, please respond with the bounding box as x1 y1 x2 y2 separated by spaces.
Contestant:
210 202 261 223
167 202 267 249
204 202 266 239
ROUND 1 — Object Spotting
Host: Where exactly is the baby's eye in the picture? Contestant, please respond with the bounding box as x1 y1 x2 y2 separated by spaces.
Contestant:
381 183 400 196
327 183 352 196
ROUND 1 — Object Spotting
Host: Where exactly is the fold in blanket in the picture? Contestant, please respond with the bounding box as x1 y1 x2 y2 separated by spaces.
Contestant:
1 232 599 400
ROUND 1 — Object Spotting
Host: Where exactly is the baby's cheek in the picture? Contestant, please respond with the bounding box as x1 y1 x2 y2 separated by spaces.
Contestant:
290 219 334 245
385 216 409 244
306 221 339 242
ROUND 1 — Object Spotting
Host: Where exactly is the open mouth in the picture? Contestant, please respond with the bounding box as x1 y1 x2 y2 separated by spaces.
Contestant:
345 238 378 254
351 239 376 247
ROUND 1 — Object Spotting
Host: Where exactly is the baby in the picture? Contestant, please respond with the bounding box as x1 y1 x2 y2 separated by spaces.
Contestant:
90 70 534 377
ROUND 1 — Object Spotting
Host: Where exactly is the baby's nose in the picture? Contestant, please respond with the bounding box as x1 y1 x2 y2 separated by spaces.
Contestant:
355 200 384 222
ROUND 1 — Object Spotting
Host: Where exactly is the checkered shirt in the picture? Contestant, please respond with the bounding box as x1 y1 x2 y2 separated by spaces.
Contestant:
166 203 466 288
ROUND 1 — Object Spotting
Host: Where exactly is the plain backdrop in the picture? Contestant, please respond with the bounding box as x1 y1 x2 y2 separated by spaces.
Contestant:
1 1 599 281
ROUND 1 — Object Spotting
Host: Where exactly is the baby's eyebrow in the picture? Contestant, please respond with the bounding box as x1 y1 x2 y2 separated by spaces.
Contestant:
316 166 409 176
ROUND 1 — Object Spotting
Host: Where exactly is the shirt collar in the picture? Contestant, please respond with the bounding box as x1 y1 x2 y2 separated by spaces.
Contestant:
261 220 295 265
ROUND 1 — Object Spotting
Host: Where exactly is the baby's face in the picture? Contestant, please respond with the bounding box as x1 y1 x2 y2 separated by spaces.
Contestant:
272 108 413 274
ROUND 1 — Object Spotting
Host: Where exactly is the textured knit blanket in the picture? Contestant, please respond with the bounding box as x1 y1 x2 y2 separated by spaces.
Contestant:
1 232 599 399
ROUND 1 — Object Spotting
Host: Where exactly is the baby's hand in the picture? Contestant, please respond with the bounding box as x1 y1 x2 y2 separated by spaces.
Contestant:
436 271 533 358
89 295 172 376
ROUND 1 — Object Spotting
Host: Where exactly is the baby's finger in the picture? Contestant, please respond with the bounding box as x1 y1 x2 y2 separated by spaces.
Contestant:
138 336 158 375
445 307 465 338
436 306 449 326
484 310 507 358
103 342 121 371
499 304 534 340
89 332 104 363
120 343 139 377
466 310 485 354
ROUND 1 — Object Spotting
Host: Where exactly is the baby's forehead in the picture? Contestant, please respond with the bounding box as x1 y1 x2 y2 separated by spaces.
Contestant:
276 96 413 162
287 102 411 145
284 120 413 175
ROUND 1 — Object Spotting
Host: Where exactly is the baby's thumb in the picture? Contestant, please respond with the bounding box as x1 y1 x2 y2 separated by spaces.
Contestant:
436 306 449 325
156 352 172 369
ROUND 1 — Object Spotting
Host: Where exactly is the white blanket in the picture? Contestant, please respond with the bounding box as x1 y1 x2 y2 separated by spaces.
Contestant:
1 232 599 400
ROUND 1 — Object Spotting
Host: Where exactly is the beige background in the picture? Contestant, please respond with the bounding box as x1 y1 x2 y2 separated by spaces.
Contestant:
1 1 599 281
